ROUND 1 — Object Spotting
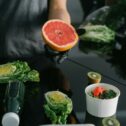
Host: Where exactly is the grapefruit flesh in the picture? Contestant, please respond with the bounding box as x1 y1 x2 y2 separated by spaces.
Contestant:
42 19 79 52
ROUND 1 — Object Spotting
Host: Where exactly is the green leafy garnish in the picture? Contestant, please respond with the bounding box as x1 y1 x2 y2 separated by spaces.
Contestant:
100 89 117 99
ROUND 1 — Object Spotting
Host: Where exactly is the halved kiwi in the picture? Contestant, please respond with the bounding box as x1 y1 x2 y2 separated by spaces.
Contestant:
87 71 102 84
102 117 120 126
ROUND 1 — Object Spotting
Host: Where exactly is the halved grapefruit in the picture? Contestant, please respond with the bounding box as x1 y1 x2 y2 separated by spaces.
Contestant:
42 19 79 52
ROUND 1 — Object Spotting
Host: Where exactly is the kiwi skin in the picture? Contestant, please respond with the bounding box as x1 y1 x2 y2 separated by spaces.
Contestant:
87 71 102 84
102 117 120 126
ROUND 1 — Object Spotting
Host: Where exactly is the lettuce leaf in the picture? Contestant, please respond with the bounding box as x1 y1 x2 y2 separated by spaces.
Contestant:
80 25 115 43
0 60 40 83
44 91 73 124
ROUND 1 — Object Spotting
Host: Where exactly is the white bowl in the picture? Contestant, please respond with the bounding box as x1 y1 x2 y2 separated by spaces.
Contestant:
85 83 120 118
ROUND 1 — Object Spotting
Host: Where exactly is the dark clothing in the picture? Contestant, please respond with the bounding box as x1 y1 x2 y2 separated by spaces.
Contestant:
0 0 48 58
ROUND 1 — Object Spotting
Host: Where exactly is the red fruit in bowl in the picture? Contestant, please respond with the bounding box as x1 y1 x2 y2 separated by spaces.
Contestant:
93 86 105 97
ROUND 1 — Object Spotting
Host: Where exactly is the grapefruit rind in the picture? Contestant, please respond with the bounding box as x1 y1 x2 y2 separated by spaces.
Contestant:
42 19 79 52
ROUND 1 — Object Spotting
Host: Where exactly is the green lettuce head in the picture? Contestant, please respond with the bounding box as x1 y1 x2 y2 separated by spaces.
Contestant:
44 91 73 124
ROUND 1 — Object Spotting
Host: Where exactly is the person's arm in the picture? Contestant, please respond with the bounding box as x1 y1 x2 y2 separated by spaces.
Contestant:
48 0 71 24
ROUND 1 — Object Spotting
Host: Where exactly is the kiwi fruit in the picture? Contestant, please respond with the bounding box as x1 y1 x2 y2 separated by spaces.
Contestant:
102 117 120 126
87 71 102 83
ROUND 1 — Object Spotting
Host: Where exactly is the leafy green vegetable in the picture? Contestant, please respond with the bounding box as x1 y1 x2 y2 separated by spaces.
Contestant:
100 89 117 99
80 25 115 43
0 60 40 83
43 91 73 124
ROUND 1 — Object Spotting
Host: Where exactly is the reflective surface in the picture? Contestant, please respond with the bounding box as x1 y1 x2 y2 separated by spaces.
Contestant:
58 38 126 125
0 38 126 126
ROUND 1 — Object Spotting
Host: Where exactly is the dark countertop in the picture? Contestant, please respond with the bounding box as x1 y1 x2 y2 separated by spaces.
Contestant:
0 39 126 126
58 39 126 125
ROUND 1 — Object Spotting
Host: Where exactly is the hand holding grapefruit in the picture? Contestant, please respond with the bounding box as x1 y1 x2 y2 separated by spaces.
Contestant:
41 19 79 52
